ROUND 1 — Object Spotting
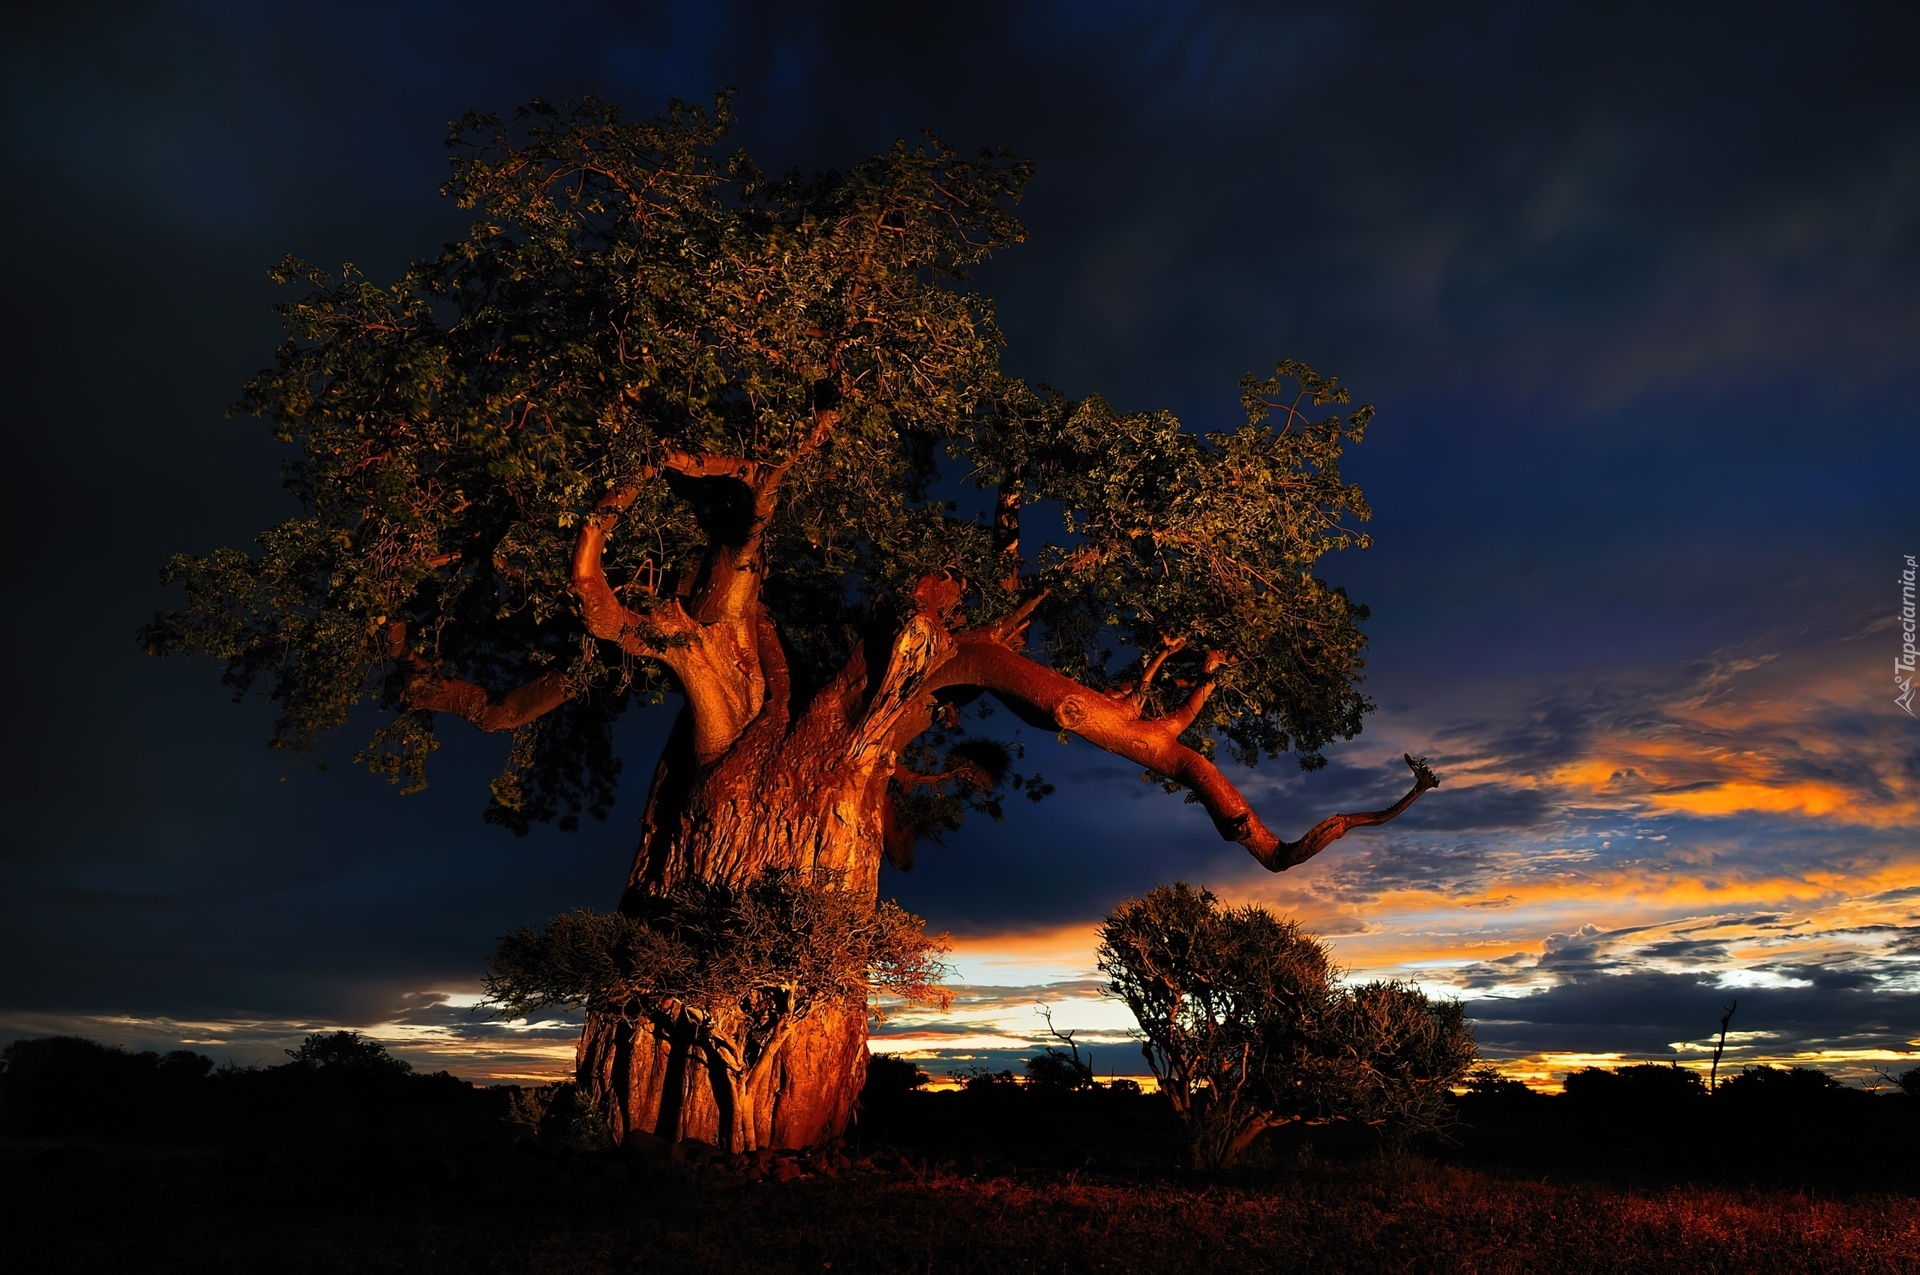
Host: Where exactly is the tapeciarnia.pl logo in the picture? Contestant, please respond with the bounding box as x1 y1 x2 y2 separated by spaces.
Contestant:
1899 554 1917 717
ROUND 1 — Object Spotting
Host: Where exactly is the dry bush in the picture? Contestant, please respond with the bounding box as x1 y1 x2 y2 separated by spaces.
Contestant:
1098 882 1475 1167
485 868 950 1148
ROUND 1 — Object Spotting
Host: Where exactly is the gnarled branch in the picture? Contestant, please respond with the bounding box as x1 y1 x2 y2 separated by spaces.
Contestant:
891 759 995 791
572 409 838 765
405 670 574 732
1260 753 1438 871
570 485 763 765
570 486 699 655
383 622 572 732
930 632 1438 871
990 587 1049 646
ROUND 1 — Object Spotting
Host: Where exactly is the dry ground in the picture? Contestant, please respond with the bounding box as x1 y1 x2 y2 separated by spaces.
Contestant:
11 1144 1917 1274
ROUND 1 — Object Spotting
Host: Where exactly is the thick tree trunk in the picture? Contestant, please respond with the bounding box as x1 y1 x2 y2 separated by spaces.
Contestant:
576 704 892 1150
578 1000 868 1150
557 577 1436 1150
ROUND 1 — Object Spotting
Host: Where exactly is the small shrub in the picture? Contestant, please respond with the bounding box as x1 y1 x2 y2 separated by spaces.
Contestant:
1024 1007 1096 1093
1098 882 1477 1168
1717 1064 1855 1106
505 1081 611 1150
1565 1063 1707 1108
484 869 951 1151
862 1053 931 1103
1462 1065 1535 1100
284 1030 412 1075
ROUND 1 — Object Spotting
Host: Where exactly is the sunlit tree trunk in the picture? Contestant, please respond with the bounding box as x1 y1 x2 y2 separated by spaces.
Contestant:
575 704 891 1150
552 479 1438 1153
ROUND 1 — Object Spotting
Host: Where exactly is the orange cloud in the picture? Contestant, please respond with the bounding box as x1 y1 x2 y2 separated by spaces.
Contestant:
1646 781 1854 818
1520 643 1920 829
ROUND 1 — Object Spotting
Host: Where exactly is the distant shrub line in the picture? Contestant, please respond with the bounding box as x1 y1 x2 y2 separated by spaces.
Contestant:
1476 1059 1918 1107
0 1030 472 1140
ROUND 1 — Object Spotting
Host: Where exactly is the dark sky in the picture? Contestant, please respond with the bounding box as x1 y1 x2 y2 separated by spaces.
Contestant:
3 1 1916 1084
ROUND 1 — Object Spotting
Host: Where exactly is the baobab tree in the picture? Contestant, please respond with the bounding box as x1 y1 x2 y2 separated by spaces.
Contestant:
145 95 1440 1151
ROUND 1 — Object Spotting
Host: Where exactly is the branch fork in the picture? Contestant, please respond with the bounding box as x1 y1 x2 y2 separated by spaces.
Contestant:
926 621 1439 871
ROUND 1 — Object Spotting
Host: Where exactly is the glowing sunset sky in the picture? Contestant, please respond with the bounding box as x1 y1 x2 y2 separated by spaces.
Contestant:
1 2 1914 1090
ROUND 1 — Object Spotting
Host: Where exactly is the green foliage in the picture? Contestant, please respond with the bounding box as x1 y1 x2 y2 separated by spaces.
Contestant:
141 93 1024 810
1097 883 1475 1167
888 734 1053 857
981 365 1376 770
145 91 1382 831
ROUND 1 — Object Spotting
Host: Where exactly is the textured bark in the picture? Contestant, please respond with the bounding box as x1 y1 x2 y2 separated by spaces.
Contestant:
579 994 868 1151
576 712 895 1148
549 464 1437 1149
575 598 927 1150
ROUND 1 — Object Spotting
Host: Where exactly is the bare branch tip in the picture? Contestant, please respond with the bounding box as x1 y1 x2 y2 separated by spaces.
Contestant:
1403 753 1440 790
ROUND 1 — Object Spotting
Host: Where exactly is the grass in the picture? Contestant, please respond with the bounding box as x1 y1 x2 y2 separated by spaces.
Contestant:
6 1042 1917 1273
11 1139 1918 1273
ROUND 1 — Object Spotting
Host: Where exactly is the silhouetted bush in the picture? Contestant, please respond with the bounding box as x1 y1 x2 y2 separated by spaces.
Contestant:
1024 1011 1096 1093
953 1066 1019 1094
861 1053 930 1105
1309 981 1476 1146
1025 1049 1096 1091
1564 1063 1706 1110
210 1030 454 1119
1717 1065 1868 1109
284 1030 413 1075
1 1035 215 1134
503 1080 612 1150
1 1032 485 1148
1461 1065 1537 1101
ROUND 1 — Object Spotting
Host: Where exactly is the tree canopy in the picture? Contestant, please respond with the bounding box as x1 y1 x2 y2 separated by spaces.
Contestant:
144 92 1426 870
